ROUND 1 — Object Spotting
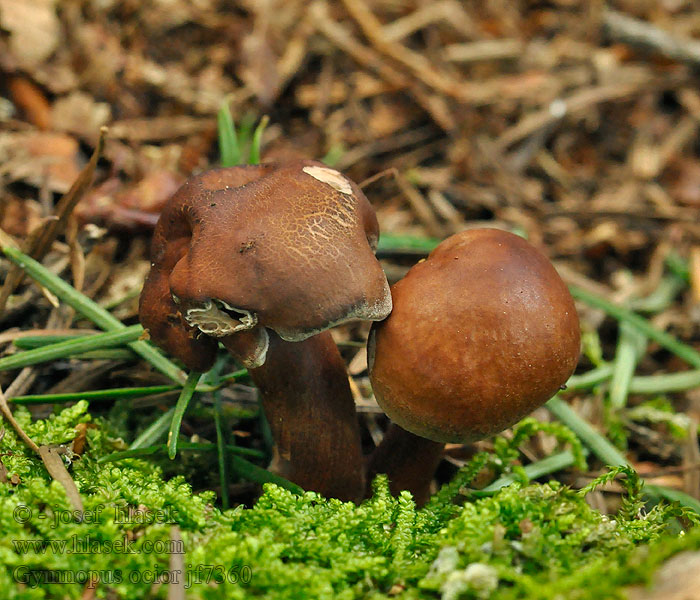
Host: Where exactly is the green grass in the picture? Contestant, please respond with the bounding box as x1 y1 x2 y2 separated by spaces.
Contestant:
216 101 268 168
0 238 185 384
167 371 201 459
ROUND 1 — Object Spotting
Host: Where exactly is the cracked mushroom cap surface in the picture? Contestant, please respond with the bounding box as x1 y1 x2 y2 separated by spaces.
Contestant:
139 160 392 371
367 228 580 443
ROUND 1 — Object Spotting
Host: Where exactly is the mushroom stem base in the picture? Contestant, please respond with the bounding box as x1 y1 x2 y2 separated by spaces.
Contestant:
223 330 366 502
365 423 445 506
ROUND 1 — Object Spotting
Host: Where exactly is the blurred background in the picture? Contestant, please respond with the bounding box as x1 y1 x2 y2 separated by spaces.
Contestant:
2 0 700 505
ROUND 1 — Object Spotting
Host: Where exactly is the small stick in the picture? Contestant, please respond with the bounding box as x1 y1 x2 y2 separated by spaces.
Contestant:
495 77 687 151
341 0 459 98
381 0 477 42
310 2 455 131
603 9 700 69
0 127 108 315
0 385 40 453
359 167 445 238
359 168 398 189
0 385 84 515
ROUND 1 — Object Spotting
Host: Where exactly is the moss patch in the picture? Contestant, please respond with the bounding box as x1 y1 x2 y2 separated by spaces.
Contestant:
1 403 698 599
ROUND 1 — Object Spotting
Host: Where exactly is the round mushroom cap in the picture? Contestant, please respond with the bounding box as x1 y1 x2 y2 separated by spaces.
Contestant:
140 160 391 370
367 228 580 443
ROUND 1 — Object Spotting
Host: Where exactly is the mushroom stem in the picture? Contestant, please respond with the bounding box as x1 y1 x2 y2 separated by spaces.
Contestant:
365 423 444 506
223 330 366 502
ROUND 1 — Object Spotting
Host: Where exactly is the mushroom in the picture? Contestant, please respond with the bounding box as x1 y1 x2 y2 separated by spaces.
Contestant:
139 159 392 501
367 228 580 499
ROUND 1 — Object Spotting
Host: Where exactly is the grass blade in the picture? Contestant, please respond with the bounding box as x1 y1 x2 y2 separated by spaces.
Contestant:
61 349 136 360
608 322 647 410
248 115 269 165
546 396 700 511
167 371 201 459
646 484 700 514
131 408 175 450
9 370 252 407
217 101 240 167
629 370 700 394
9 384 180 405
546 395 627 467
99 442 265 463
565 366 700 395
13 334 101 348
214 392 230 509
570 285 700 369
0 239 185 384
228 454 303 494
377 233 440 254
629 275 685 313
475 450 578 495
0 325 143 372
566 364 614 390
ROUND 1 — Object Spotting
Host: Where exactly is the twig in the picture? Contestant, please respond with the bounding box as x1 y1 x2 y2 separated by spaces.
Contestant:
0 385 40 453
359 168 398 189
168 527 185 600
310 2 455 131
0 385 84 514
444 39 523 63
341 0 462 99
359 167 446 237
496 75 689 151
497 83 642 151
603 9 700 68
0 127 107 315
109 117 213 141
381 0 477 42
683 419 700 500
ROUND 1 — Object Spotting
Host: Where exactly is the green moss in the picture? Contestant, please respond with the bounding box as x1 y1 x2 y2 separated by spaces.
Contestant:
1 404 698 599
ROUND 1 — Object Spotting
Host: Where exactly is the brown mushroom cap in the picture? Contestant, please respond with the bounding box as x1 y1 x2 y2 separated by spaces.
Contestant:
367 228 580 443
139 159 391 371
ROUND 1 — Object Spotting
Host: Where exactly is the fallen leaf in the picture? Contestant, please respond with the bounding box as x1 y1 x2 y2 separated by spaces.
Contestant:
0 198 43 237
0 131 82 193
0 456 7 484
51 92 112 144
0 387 83 515
71 423 97 456
38 445 84 517
0 0 60 69
8 76 52 129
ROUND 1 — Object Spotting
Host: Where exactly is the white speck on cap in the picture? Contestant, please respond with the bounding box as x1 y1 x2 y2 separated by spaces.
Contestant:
302 165 353 194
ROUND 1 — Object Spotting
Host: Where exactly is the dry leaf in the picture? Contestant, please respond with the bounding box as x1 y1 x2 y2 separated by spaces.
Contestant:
51 92 112 144
0 198 43 238
8 76 52 130
38 445 84 517
0 0 60 69
0 131 82 193
1 383 83 516
71 422 97 456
